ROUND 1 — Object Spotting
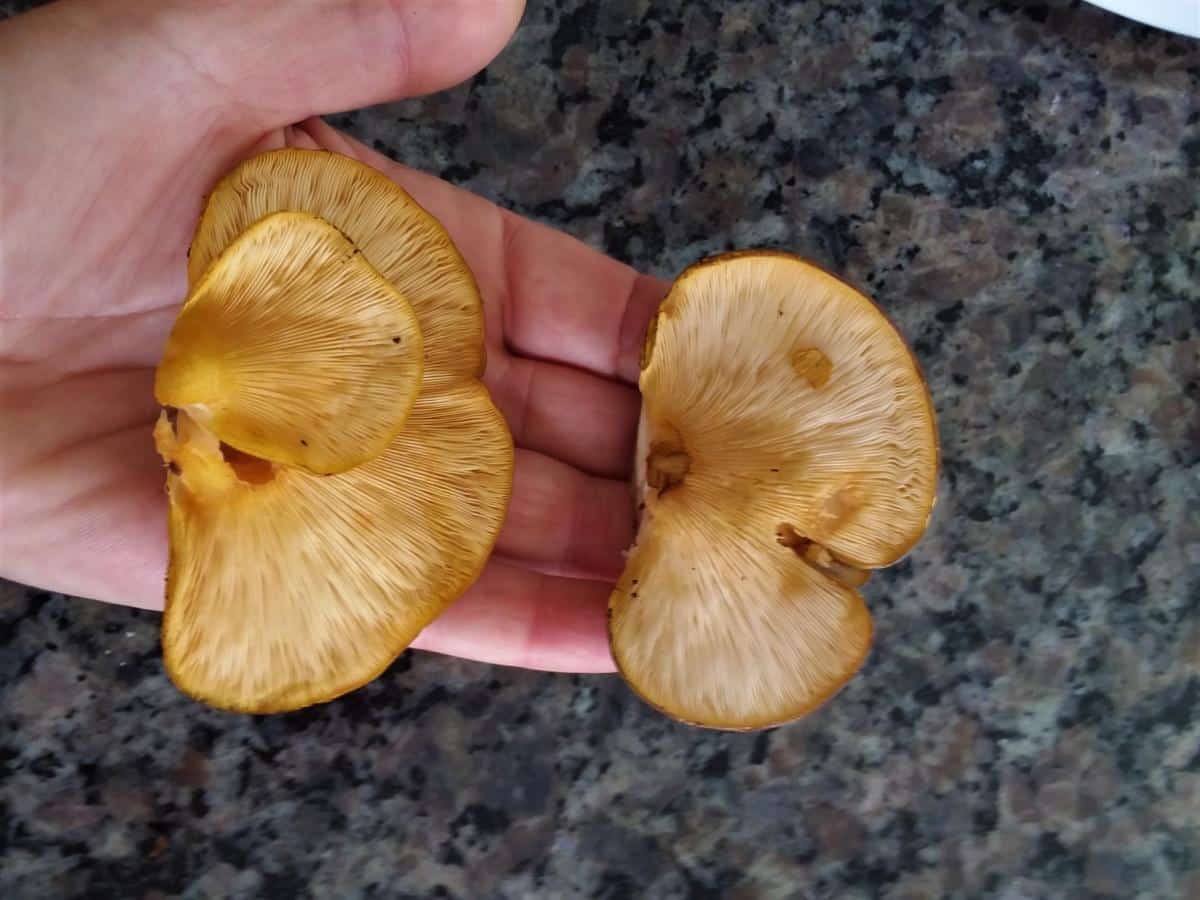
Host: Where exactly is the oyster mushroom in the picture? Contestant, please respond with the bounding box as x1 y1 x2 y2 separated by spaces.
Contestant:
609 252 938 731
155 150 512 713
188 148 485 387
156 211 424 475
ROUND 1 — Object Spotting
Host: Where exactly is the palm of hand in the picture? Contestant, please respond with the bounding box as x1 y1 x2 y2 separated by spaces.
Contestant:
0 1 664 673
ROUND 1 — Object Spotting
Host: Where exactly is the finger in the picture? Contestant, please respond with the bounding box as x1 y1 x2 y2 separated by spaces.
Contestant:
295 119 671 384
499 215 671 383
203 0 526 125
487 353 640 479
496 449 634 579
410 560 616 673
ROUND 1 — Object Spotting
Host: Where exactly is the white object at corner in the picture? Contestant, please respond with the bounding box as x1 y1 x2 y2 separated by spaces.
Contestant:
1086 0 1200 37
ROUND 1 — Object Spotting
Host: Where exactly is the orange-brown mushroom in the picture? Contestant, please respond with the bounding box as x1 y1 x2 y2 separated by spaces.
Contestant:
609 252 938 730
155 150 512 713
156 211 424 475
188 148 486 387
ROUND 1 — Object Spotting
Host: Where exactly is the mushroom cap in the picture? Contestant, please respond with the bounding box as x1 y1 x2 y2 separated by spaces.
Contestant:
157 150 513 713
609 252 938 731
188 148 485 388
156 387 510 713
156 212 424 475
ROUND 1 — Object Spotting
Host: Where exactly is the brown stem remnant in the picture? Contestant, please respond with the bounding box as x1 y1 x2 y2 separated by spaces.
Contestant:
646 440 691 493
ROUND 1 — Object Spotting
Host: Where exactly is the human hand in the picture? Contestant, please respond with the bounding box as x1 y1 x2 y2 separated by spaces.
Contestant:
0 0 667 674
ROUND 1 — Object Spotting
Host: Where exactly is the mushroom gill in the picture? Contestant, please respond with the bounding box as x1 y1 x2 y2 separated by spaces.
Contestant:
610 252 938 730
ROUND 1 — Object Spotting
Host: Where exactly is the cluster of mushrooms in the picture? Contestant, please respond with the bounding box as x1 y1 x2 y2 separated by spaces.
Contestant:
154 150 937 730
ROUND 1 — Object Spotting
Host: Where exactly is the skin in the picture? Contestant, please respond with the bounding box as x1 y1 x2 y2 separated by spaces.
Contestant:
0 0 669 675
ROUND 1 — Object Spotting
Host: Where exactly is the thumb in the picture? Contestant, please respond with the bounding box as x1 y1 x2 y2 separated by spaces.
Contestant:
193 0 526 125
3 1 525 128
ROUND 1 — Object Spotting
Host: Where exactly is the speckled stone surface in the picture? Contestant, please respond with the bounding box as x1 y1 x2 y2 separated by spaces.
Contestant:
2 1 1198 897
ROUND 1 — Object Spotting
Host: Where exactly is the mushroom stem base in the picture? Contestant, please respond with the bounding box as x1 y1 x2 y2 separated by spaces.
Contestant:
646 440 691 493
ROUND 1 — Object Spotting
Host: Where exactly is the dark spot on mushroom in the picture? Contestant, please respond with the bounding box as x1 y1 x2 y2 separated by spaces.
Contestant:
792 348 832 389
165 406 180 434
300 439 308 446
640 313 660 370
392 337 401 344
167 461 181 475
775 523 812 554
219 442 275 485
775 523 870 588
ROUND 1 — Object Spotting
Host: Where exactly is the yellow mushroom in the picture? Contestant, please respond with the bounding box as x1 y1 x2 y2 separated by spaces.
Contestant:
188 148 486 387
155 150 512 713
157 211 424 475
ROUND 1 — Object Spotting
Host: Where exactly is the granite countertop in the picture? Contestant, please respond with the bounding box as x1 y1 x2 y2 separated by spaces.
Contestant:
2 1 1197 897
